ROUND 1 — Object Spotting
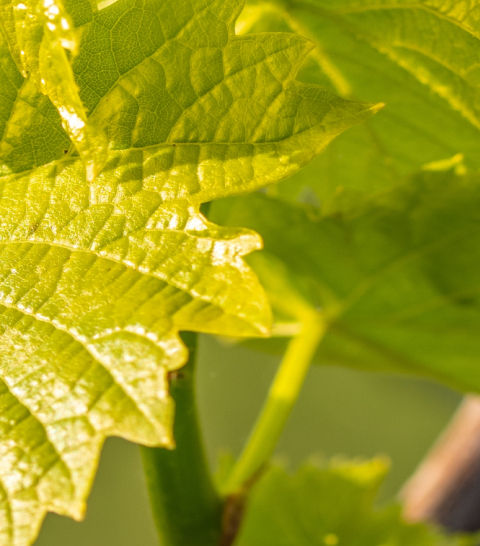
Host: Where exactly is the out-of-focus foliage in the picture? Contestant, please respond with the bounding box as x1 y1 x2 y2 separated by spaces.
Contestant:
241 0 480 213
237 459 477 546
212 168 480 392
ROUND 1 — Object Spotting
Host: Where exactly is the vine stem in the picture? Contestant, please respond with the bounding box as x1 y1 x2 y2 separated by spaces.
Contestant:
140 333 222 546
225 311 326 494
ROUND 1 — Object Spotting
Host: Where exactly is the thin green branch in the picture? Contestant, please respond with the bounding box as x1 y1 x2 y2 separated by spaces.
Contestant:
225 312 326 494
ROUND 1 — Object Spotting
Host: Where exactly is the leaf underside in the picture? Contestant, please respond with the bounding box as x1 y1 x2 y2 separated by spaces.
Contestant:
0 0 377 543
205 0 480 395
211 169 480 394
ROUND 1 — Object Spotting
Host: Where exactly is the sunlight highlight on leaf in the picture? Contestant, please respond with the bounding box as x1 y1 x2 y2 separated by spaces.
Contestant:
9 0 108 180
0 0 378 543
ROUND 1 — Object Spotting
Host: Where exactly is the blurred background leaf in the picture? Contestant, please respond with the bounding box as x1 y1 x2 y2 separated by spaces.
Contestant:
239 0 480 214
236 458 477 546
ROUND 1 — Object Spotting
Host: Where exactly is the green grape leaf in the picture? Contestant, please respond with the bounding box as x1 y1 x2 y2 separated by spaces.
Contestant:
1 0 108 179
211 168 480 393
241 0 480 213
235 459 476 546
0 0 378 543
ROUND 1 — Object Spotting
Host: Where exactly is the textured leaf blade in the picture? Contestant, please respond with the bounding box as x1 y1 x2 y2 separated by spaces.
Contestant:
0 152 270 546
0 0 378 543
0 155 272 335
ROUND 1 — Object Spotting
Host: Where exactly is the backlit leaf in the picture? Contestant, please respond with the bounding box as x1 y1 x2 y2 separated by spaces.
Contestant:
1 0 107 179
0 0 376 543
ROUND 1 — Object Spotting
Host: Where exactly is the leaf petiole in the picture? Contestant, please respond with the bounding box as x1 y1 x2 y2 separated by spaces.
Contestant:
225 311 326 494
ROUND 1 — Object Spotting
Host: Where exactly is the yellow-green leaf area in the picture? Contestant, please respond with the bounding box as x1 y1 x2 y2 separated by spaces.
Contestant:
0 0 378 544
1 0 107 179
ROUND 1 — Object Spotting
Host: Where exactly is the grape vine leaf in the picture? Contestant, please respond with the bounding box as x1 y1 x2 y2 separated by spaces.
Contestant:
0 0 379 544
240 0 480 213
211 168 480 393
236 459 477 545
0 0 108 181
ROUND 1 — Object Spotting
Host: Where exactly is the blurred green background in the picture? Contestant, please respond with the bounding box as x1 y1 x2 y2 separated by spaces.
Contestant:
36 335 460 545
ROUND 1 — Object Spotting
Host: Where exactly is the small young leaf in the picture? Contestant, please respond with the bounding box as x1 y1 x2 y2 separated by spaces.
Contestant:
236 459 476 545
1 0 108 179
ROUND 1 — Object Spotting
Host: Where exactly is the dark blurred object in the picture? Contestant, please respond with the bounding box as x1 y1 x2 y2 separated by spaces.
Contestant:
403 397 480 532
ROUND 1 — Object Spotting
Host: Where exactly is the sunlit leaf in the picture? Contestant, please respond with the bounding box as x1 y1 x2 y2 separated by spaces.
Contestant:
0 0 107 179
0 0 377 543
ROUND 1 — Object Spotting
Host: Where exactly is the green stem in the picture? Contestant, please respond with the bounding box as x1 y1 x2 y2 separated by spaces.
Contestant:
225 312 326 493
141 333 222 546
